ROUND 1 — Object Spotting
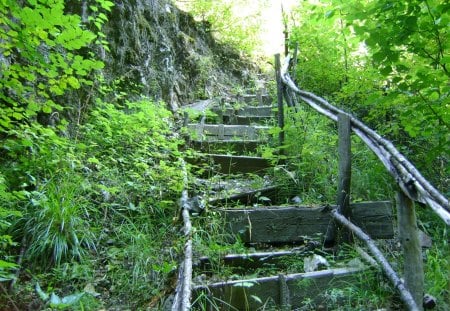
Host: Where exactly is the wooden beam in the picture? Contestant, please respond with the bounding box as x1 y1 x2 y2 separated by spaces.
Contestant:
397 191 424 310
221 201 393 243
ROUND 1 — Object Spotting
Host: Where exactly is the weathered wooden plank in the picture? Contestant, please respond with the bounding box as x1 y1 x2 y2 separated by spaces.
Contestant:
197 246 317 271
236 106 274 117
185 154 270 177
221 201 393 243
209 185 279 206
207 154 271 174
187 124 269 140
193 267 369 310
189 140 260 153
350 201 393 238
238 94 272 105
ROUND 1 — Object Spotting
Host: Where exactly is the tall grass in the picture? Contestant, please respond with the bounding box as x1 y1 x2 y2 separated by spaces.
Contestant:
17 174 96 267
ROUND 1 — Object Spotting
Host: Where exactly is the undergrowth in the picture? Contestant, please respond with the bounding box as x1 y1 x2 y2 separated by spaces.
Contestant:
0 100 186 310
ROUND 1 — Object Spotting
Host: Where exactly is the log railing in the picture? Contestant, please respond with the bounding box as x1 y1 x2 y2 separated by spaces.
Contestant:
171 160 193 311
276 53 449 311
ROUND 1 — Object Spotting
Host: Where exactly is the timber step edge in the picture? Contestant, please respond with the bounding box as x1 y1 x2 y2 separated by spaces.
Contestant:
221 201 394 243
192 266 372 310
186 153 272 175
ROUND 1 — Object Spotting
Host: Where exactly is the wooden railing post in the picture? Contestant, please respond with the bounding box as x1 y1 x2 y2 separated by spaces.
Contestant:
275 54 285 148
337 113 352 219
397 191 424 310
326 113 352 245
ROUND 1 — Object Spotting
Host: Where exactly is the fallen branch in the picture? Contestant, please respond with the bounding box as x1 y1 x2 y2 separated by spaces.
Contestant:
331 209 420 311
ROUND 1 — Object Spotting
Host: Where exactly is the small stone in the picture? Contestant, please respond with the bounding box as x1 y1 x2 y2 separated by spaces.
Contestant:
347 258 365 269
304 254 329 272
291 196 302 204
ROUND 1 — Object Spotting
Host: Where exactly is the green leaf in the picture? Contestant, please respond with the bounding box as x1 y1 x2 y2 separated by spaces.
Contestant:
441 56 450 64
372 51 386 63
324 10 335 18
380 65 392 76
12 112 23 120
66 76 80 89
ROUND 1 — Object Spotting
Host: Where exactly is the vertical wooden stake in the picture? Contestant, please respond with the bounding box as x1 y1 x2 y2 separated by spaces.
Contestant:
217 98 224 124
326 113 351 245
257 88 263 106
337 113 351 218
397 191 424 311
278 273 290 311
275 54 285 148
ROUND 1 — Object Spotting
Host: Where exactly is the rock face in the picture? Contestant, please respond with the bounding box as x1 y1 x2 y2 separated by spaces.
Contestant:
98 0 256 111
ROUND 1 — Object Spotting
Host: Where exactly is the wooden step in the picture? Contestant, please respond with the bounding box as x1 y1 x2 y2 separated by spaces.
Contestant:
187 124 270 141
187 123 271 153
211 105 275 125
209 185 279 206
193 266 371 310
221 201 394 243
236 106 274 117
187 154 271 175
189 140 261 153
196 244 318 271
238 93 272 105
211 105 274 117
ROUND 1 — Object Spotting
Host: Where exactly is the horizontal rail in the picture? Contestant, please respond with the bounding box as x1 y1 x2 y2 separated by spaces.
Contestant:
281 55 450 226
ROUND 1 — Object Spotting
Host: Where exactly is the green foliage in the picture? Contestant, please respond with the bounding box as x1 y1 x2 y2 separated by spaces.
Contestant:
80 101 184 209
289 0 361 97
346 0 449 171
280 107 339 203
420 211 450 310
180 0 266 54
288 0 448 189
72 100 184 307
0 0 109 132
1 99 187 307
0 170 22 282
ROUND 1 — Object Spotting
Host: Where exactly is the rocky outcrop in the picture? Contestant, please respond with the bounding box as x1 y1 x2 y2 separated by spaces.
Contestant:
98 0 256 111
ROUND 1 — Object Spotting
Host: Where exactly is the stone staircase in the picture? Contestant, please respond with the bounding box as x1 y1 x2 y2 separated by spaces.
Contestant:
181 90 393 310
